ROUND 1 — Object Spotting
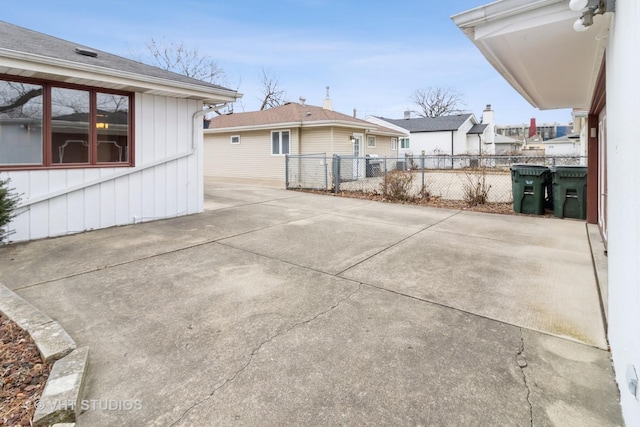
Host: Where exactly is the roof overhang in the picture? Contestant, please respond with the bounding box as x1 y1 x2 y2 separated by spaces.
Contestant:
205 120 405 136
452 0 611 110
0 49 241 104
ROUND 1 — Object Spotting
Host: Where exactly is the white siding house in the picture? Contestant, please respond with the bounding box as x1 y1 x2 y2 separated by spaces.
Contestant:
454 1 640 424
0 21 240 242
543 134 582 156
367 112 491 157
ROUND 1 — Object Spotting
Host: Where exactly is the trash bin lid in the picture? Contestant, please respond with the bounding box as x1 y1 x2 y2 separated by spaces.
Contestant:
510 163 548 169
552 165 587 177
510 164 550 176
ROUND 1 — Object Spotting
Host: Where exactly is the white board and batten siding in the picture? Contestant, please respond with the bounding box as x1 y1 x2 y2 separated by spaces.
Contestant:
2 94 204 242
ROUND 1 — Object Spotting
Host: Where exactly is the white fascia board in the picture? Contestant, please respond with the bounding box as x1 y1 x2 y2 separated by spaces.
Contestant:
451 0 565 28
0 49 241 102
473 2 578 40
205 120 383 134
367 129 407 137
364 116 411 135
302 120 375 130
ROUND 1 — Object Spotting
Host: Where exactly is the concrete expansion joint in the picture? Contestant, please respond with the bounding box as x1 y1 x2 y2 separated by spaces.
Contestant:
517 328 533 426
0 283 89 426
167 283 362 427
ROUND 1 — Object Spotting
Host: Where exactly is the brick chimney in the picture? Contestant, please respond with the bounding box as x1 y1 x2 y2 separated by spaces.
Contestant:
529 118 537 138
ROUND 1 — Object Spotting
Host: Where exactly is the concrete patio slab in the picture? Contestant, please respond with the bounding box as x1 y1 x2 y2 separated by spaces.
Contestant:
331 200 459 229
1 181 622 426
0 203 318 290
522 330 622 426
341 228 607 348
220 213 419 275
172 285 531 426
429 210 592 253
17 242 360 426
263 192 375 214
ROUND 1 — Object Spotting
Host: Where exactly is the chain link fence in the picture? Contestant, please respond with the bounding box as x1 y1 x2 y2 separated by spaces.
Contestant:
286 154 586 204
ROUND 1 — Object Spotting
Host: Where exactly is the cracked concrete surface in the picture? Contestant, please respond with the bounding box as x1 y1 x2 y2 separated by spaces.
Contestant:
167 284 363 427
517 329 533 427
0 179 623 426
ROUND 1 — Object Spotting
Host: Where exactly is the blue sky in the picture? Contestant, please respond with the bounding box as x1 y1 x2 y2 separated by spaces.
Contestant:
3 0 571 125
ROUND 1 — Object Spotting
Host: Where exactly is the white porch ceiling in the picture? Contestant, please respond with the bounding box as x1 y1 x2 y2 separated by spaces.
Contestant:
452 0 610 110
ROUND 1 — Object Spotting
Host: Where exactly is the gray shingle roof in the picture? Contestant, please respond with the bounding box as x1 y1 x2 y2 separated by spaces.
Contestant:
0 20 233 92
378 114 473 133
207 102 404 136
468 123 488 134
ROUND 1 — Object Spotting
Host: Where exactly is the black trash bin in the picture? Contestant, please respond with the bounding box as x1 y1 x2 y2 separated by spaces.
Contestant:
551 165 587 219
365 155 381 177
510 164 551 215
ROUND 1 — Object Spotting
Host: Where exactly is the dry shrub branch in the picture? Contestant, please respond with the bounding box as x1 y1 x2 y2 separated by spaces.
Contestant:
462 168 491 206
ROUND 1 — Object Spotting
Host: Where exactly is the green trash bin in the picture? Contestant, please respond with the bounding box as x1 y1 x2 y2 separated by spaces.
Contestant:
551 165 587 219
510 164 550 215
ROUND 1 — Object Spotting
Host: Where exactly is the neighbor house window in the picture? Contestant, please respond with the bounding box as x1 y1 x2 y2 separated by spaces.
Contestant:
400 137 410 149
271 130 290 155
391 137 398 151
367 135 376 148
231 135 240 144
0 75 132 169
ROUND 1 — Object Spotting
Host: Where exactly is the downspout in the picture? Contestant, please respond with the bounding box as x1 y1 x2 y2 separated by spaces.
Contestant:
194 103 228 149
15 102 227 210
451 130 454 169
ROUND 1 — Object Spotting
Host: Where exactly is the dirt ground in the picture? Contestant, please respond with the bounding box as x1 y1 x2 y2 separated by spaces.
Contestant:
293 188 557 216
0 313 51 426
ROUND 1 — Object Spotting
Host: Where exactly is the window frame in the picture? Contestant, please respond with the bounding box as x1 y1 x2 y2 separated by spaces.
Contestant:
400 137 410 149
271 129 290 155
367 135 376 148
230 135 241 145
391 137 398 151
0 74 134 171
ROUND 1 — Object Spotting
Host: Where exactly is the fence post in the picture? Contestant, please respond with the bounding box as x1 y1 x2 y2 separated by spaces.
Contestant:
285 154 290 189
324 153 328 190
421 154 425 194
332 154 340 194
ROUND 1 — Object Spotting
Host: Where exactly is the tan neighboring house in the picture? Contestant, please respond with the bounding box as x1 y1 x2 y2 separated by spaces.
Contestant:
204 101 404 186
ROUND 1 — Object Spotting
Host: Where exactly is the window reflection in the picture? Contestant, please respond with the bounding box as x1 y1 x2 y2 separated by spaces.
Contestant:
0 81 43 165
51 88 90 164
96 93 129 163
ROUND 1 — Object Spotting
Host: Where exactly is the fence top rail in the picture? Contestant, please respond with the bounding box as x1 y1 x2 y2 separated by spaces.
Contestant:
287 153 327 158
300 154 586 160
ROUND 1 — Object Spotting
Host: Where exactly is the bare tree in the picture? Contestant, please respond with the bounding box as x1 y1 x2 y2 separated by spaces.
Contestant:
0 83 42 116
258 68 286 110
143 38 225 84
410 87 465 118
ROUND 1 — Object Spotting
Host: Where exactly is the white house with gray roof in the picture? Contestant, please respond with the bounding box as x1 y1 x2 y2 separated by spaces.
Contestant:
367 107 496 158
0 21 241 242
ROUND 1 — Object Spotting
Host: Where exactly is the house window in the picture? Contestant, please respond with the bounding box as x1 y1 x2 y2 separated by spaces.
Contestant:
231 135 240 144
367 135 376 148
271 130 290 155
391 137 398 151
400 137 410 149
0 75 132 169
